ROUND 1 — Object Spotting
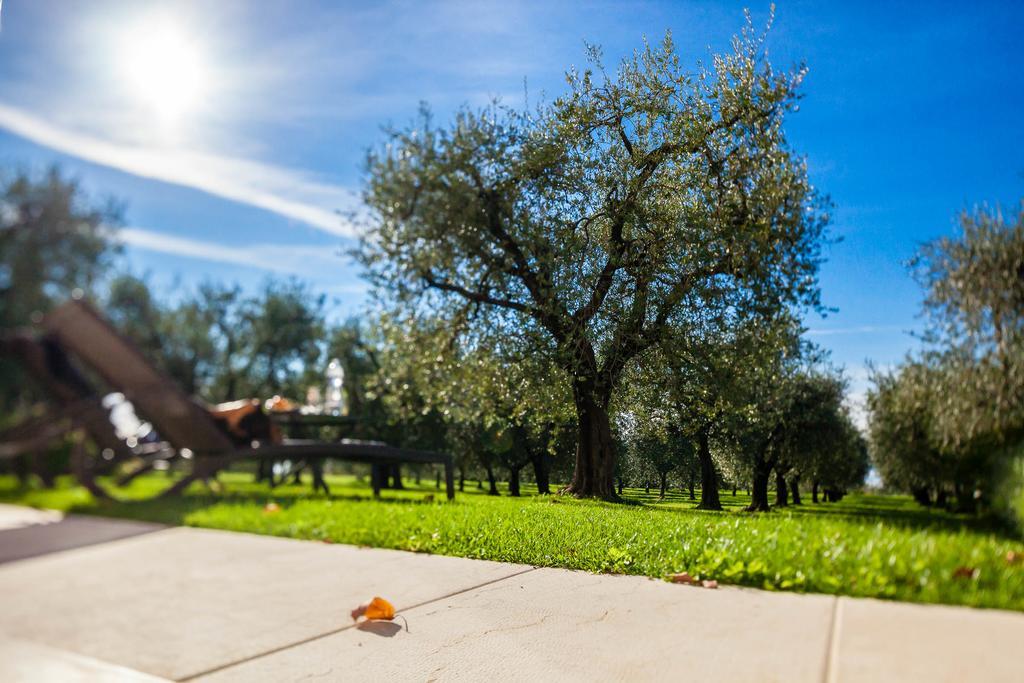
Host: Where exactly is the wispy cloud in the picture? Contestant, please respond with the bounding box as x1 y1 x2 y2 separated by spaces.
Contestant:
120 227 361 287
805 325 908 337
0 102 357 237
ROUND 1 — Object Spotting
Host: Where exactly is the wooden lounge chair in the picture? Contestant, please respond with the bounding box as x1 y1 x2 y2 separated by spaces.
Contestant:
10 298 455 501
0 333 140 470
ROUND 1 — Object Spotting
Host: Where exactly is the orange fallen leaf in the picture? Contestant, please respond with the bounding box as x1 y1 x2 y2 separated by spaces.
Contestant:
952 566 979 580
351 596 395 621
1006 551 1023 565
701 580 719 589
263 502 281 514
670 572 698 585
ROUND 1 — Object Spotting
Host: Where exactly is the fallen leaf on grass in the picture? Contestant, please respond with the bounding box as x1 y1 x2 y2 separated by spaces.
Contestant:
952 566 980 580
670 572 697 585
263 502 280 514
670 572 718 589
1006 551 1023 565
351 596 395 621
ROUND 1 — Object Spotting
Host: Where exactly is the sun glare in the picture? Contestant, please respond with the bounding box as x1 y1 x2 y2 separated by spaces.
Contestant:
118 18 207 125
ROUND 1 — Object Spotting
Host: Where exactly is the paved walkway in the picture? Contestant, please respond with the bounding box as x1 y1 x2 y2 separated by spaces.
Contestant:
0 504 1020 682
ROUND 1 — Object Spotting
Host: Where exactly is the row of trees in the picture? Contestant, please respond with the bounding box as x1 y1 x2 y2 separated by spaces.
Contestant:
868 203 1024 523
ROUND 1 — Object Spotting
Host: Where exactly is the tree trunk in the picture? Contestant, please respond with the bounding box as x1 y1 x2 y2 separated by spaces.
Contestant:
746 461 772 512
485 464 499 496
954 481 976 514
910 486 931 507
659 472 668 499
530 452 550 495
563 387 617 499
617 476 624 496
775 468 789 507
645 481 650 494
917 485 933 507
812 481 819 503
688 476 695 501
13 455 30 486
435 471 441 489
696 426 722 511
508 466 521 497
789 475 802 505
458 469 465 492
732 484 737 496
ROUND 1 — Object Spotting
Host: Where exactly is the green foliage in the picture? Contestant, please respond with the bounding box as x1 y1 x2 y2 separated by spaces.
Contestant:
235 279 326 399
4 474 1023 612
0 167 121 328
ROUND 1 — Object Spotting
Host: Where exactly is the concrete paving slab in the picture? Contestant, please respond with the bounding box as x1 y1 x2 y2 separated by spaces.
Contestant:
0 511 165 565
198 567 836 683
0 527 529 681
0 635 169 682
830 596 1024 682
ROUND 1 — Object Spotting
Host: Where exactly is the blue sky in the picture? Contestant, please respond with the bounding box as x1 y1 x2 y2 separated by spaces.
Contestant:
1 0 1022 415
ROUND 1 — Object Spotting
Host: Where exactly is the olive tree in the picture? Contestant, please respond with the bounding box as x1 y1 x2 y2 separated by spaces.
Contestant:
357 19 827 497
773 369 867 505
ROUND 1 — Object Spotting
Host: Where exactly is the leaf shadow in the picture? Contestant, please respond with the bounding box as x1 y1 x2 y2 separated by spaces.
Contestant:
356 620 403 638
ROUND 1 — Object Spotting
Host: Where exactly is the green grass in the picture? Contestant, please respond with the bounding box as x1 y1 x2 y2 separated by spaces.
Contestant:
2 471 1023 612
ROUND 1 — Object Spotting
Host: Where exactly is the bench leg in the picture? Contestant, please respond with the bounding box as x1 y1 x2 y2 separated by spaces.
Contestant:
71 439 111 501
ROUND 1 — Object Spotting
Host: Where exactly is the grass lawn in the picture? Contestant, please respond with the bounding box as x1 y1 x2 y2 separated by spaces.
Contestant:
2 471 1023 612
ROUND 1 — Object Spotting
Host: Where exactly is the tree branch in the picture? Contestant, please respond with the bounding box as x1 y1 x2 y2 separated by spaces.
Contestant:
422 271 533 315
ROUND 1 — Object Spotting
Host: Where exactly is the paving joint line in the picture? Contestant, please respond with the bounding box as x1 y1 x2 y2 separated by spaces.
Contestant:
821 596 842 683
176 565 539 681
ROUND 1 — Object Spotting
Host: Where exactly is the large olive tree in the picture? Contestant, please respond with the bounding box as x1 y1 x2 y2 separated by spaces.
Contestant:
357 21 826 497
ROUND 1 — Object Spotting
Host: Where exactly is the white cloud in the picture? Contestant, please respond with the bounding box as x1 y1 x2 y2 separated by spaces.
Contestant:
806 325 906 337
0 102 358 237
120 227 362 286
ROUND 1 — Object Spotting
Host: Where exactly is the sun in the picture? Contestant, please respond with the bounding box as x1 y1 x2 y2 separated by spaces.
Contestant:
118 17 208 125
